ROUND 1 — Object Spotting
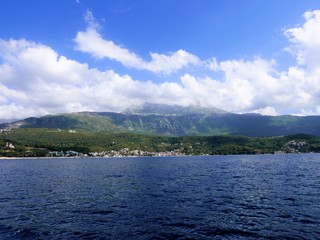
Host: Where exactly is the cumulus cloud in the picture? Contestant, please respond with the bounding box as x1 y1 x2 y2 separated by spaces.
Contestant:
284 10 320 69
282 10 320 114
75 27 144 68
74 11 200 74
1 9 320 120
178 58 281 113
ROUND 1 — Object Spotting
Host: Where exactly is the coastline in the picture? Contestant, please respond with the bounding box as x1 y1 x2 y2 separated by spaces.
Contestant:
0 152 317 160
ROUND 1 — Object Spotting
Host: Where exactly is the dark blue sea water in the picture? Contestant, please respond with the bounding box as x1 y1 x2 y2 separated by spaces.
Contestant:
0 154 320 239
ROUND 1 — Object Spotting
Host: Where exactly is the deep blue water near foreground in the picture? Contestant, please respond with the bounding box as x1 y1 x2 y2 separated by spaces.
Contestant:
0 154 320 239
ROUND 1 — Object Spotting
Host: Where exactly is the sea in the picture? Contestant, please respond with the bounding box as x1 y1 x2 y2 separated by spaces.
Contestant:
0 154 319 239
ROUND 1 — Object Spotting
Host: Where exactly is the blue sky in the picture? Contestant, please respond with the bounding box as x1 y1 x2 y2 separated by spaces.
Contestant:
0 0 320 120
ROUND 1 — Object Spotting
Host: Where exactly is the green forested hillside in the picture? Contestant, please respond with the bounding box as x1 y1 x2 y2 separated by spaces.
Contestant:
1 128 320 157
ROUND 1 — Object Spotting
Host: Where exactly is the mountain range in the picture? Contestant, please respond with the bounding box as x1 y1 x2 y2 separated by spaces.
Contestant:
1 103 320 137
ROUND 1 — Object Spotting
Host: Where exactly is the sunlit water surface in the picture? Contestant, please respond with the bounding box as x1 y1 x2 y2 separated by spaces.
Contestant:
1 154 320 239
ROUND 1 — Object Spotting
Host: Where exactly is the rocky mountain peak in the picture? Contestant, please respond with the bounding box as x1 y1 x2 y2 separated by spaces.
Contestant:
122 103 227 116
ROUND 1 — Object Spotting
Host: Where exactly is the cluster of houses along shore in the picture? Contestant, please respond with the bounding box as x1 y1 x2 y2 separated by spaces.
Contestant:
0 128 11 133
47 148 187 158
47 139 310 158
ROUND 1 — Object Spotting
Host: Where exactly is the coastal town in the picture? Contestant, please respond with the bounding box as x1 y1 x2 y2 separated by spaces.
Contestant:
45 139 309 158
47 147 188 158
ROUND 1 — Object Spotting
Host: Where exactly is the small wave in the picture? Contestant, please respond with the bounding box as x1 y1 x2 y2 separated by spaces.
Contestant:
153 231 186 240
90 210 115 215
299 219 318 224
168 222 197 229
283 197 295 201
0 224 13 230
104 174 124 178
73 232 100 239
200 227 261 238
13 227 40 239
232 175 242 179
277 214 292 219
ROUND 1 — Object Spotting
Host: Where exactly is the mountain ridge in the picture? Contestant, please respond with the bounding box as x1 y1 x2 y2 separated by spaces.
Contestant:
122 103 227 116
1 103 320 137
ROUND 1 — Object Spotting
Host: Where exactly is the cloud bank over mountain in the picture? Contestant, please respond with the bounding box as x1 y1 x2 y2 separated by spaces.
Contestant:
1 10 320 120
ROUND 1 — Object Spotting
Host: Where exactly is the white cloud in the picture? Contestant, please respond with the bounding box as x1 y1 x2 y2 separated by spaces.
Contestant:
249 107 278 116
75 28 144 68
74 11 200 74
177 58 278 113
0 103 49 121
284 10 320 69
281 10 320 114
1 9 320 120
206 58 219 71
146 50 200 75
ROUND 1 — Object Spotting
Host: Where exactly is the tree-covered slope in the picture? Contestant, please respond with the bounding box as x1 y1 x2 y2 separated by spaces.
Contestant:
1 128 320 157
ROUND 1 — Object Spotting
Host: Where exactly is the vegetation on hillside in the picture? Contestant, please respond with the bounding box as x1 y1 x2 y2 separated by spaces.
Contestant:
1 128 320 157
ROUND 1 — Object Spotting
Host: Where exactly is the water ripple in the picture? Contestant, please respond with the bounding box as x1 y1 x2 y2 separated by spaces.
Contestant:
0 154 320 239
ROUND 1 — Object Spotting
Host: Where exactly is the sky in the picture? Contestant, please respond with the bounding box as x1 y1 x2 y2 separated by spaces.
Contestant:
1 0 320 120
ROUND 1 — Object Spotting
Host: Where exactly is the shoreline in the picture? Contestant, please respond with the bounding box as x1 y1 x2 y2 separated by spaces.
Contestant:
0 152 317 160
